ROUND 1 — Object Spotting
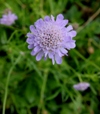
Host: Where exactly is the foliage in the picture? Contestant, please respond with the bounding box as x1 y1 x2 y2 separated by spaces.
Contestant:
0 0 100 114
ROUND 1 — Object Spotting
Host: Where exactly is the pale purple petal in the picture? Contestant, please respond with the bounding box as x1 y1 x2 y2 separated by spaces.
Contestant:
48 52 53 58
36 51 44 61
28 44 34 49
35 18 44 28
73 82 90 91
30 25 37 33
26 37 34 44
44 50 48 57
60 48 68 54
56 14 64 21
68 30 77 37
56 49 64 57
65 40 76 49
44 56 47 60
51 56 55 65
34 46 41 52
31 46 41 56
44 16 51 21
55 54 62 64
31 50 37 56
48 52 55 64
66 25 73 32
56 14 68 27
26 33 34 37
61 20 68 27
51 15 55 21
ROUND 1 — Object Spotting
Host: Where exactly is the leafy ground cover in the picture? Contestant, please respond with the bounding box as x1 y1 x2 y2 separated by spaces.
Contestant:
0 0 100 114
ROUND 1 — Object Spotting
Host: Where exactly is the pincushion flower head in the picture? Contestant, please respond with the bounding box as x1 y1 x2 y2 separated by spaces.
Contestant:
73 82 90 91
26 14 77 64
0 11 18 26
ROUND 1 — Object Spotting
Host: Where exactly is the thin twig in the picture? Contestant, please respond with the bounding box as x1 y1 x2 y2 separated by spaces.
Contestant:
78 8 100 32
84 8 100 26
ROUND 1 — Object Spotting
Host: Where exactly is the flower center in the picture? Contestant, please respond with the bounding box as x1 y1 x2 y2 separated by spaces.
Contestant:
37 23 63 50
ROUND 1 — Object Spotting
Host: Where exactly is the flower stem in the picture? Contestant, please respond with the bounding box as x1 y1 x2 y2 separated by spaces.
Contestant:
2 56 21 114
37 70 48 114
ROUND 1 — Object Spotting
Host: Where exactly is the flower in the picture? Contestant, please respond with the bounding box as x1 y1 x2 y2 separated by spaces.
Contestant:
0 11 18 26
73 82 90 91
26 14 76 64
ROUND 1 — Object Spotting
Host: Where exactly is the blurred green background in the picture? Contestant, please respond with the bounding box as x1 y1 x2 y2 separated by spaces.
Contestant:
0 0 100 114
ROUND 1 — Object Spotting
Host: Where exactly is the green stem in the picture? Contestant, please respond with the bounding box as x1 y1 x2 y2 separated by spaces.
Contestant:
37 70 48 114
2 56 21 114
66 63 82 82
74 49 100 70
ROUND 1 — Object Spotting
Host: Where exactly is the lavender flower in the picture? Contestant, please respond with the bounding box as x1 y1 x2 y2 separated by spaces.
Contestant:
26 14 76 64
0 11 18 26
73 82 90 91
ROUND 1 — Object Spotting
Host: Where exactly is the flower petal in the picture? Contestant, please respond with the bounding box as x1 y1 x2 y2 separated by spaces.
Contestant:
55 54 62 64
56 49 63 57
56 14 68 27
65 40 76 49
51 15 55 21
31 46 41 56
26 37 34 44
48 52 55 64
30 25 37 33
61 20 68 27
35 18 44 28
51 56 55 65
68 30 77 37
26 33 34 37
28 44 34 49
56 14 64 21
36 51 44 61
48 52 53 58
34 46 41 52
44 16 51 21
60 48 68 54
66 25 73 32
44 56 47 60
31 50 37 56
